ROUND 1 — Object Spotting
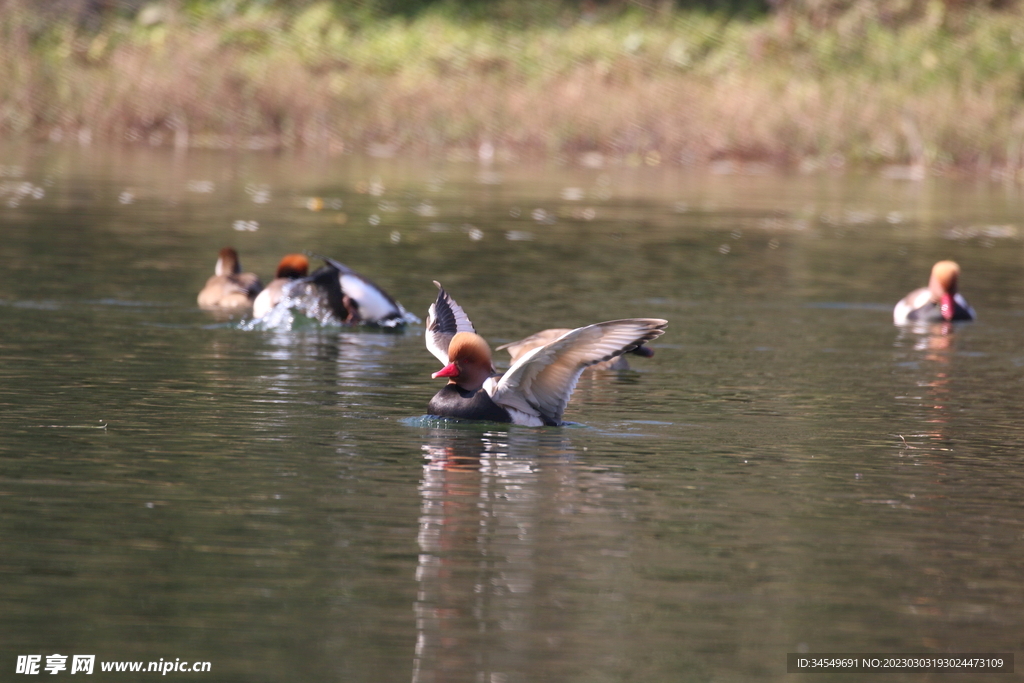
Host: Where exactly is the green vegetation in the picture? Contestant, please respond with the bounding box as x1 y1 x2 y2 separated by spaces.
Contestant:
2 0 1024 172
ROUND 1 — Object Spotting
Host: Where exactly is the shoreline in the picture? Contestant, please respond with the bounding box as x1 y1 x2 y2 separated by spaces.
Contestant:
2 3 1023 177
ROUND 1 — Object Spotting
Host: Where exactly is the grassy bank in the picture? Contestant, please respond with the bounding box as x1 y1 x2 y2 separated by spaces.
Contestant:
3 1 1024 173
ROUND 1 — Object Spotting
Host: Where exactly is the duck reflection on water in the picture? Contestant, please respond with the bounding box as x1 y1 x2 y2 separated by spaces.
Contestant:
250 329 403 408
893 321 960 454
413 427 630 683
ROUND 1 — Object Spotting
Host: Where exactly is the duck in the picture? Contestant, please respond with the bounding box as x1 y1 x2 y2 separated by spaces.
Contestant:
893 260 976 325
197 247 263 309
498 328 655 371
252 254 309 319
269 255 419 326
425 281 667 426
297 255 419 326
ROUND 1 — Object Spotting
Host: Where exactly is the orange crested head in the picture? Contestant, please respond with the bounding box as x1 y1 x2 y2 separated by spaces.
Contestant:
448 332 492 366
275 254 309 279
929 260 961 296
432 332 494 390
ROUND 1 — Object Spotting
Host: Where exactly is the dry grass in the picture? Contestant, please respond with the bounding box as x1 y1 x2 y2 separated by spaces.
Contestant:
2 1 1024 172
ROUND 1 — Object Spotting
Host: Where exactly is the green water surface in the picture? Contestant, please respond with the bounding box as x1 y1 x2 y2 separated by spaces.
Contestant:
2 145 1023 682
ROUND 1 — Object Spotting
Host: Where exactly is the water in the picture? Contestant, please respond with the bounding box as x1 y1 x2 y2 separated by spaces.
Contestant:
3 144 1024 682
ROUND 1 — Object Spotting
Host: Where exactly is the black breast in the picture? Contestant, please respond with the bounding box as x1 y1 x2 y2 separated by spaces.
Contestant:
428 385 512 423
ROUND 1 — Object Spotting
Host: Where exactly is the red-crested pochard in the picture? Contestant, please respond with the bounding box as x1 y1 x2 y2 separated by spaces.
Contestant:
425 282 667 426
252 254 309 319
498 328 655 371
893 260 976 325
197 247 263 309
282 255 419 326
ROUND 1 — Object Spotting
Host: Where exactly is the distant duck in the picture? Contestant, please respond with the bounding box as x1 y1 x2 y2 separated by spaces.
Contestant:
425 281 667 426
498 328 655 371
894 260 976 325
197 247 263 309
252 254 309 319
279 255 419 327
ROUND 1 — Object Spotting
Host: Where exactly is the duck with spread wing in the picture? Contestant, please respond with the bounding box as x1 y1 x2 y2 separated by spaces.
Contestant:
424 281 667 426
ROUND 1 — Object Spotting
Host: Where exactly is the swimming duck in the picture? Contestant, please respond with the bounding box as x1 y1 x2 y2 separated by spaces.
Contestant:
893 260 976 325
275 255 420 326
197 247 263 309
252 254 309 319
425 281 667 426
498 328 655 371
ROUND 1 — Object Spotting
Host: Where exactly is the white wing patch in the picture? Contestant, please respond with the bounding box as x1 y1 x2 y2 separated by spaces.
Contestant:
425 282 476 365
893 287 932 325
340 273 398 322
306 254 419 326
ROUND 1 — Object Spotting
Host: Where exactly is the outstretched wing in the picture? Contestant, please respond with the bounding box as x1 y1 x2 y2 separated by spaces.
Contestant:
495 328 571 362
425 281 476 365
489 318 667 425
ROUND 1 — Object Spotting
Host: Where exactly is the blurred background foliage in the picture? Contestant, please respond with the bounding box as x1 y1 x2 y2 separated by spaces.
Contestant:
8 0 1021 29
2 0 1024 169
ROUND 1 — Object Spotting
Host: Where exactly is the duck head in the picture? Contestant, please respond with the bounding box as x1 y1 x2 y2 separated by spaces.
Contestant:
928 260 960 321
432 332 495 392
215 247 242 276
275 254 309 279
